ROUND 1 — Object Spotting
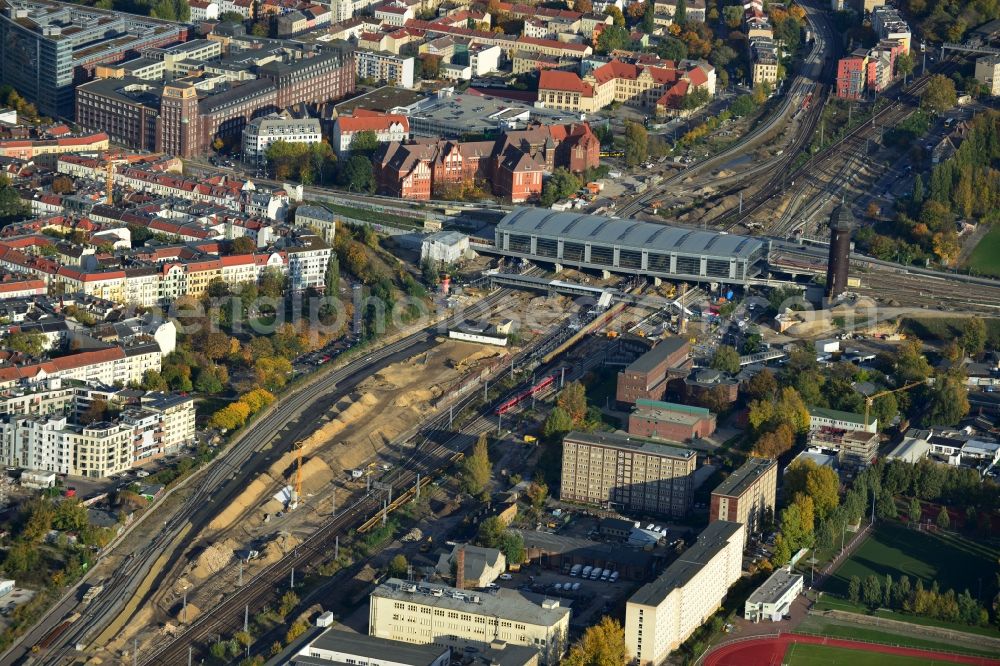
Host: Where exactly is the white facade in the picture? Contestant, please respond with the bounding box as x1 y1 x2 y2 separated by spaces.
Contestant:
370 579 570 665
243 114 323 164
744 567 804 622
286 243 333 292
189 0 220 21
625 521 745 665
809 407 877 433
0 416 132 478
470 44 502 76
332 114 410 157
975 55 1000 96
356 50 416 89
421 230 469 264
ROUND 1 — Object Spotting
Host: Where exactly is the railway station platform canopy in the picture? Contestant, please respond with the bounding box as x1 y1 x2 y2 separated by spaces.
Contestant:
494 208 768 285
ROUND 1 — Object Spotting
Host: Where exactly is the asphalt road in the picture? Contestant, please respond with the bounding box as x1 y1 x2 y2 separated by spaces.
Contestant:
9 288 515 666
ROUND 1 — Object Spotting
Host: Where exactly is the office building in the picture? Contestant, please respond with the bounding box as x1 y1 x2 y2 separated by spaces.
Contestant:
369 578 570 665
616 338 691 405
294 205 338 245
560 431 697 517
243 113 323 164
744 567 803 622
627 399 716 442
295 629 451 666
709 457 777 540
625 521 745 665
0 0 186 119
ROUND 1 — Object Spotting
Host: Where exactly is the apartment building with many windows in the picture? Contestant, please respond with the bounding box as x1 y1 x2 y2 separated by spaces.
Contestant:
625 521 745 665
369 579 570 665
709 457 777 542
560 431 697 516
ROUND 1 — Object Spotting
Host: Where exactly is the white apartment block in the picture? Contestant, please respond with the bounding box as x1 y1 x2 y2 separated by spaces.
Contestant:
370 579 570 665
189 0 220 21
625 521 745 665
356 50 416 89
0 415 133 477
243 114 323 165
285 240 333 292
975 55 1000 96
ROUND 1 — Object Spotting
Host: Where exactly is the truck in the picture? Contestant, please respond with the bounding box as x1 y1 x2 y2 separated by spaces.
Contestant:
570 564 582 577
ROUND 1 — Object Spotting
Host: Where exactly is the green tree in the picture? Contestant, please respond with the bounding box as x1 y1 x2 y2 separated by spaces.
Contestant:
909 497 922 524
623 121 648 167
562 616 628 666
921 74 957 113
461 433 492 496
918 374 969 427
596 24 630 54
745 369 778 401
710 345 740 374
539 168 582 207
325 253 340 294
341 155 375 193
556 381 588 426
876 488 897 519
349 130 380 155
936 506 950 530
848 575 861 603
863 574 882 608
961 317 986 357
388 554 408 578
723 4 743 28
526 481 548 510
783 458 840 521
673 0 686 23
477 516 506 548
542 406 574 438
499 530 526 565
896 51 915 85
5 331 46 356
141 369 168 392
912 173 924 206
605 5 625 26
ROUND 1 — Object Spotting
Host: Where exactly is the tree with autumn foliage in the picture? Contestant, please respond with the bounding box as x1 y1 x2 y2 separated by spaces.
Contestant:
562 616 628 666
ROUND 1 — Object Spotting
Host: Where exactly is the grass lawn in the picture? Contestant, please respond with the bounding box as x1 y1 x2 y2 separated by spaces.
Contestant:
796 616 1000 658
317 202 424 229
901 316 1000 348
967 223 1000 277
826 522 999 603
785 643 969 665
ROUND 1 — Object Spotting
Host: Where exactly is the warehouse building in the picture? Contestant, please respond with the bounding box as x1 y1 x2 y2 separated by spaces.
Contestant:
369 578 569 665
616 338 691 406
625 521 745 665
709 457 777 542
628 399 716 442
560 431 696 516
493 209 768 284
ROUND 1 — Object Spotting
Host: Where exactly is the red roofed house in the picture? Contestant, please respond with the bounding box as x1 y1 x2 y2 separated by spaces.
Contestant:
332 110 411 156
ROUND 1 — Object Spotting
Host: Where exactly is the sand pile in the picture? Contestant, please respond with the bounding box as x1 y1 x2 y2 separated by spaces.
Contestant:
260 532 302 565
175 603 200 624
208 474 277 532
392 389 435 408
191 541 234 579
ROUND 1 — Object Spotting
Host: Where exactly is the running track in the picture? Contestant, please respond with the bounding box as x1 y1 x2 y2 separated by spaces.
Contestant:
703 633 1000 666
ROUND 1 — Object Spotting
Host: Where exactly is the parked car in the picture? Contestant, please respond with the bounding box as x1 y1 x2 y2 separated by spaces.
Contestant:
499 573 513 580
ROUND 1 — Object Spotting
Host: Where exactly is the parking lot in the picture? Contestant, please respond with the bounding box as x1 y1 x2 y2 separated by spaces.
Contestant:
493 562 638 630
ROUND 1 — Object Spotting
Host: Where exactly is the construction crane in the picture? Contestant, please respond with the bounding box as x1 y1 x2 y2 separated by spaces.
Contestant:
864 380 927 429
288 440 303 510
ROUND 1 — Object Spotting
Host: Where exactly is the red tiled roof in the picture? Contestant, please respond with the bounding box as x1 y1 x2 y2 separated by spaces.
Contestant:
338 112 410 133
539 69 589 94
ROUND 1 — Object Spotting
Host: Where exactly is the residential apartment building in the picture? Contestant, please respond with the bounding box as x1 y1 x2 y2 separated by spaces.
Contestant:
627 399 716 442
625 521 745 665
356 49 416 89
709 457 777 540
808 427 879 468
872 5 911 52
975 55 1000 96
243 114 323 164
560 431 697 517
836 49 869 99
0 0 187 119
294 205 339 245
0 415 132 477
616 337 691 406
750 37 779 88
332 110 410 156
284 236 332 292
369 578 570 665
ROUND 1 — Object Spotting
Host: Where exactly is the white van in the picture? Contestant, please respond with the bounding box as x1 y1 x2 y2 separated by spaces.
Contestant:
581 566 593 578
570 564 582 577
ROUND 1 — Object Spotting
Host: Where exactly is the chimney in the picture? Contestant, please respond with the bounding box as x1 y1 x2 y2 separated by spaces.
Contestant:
455 547 465 590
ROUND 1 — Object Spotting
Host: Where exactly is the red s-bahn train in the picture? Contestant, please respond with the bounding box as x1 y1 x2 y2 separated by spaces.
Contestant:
496 375 556 415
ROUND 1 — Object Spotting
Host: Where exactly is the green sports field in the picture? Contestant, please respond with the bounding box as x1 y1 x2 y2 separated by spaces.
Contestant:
968 224 1000 277
784 643 969 665
826 522 999 603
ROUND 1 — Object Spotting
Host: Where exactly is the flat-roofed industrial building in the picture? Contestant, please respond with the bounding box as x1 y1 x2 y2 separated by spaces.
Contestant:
493 209 768 284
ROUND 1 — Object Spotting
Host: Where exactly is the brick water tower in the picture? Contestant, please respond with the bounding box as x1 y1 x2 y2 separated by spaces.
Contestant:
825 201 854 300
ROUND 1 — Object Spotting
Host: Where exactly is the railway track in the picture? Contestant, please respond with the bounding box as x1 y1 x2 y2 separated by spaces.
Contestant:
724 61 960 235
133 291 594 665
